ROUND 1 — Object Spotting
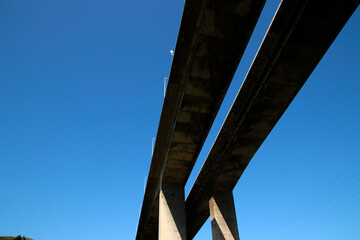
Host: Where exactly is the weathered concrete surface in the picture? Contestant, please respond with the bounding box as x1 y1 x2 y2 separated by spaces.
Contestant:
185 0 360 238
136 0 266 239
209 192 239 240
159 183 187 240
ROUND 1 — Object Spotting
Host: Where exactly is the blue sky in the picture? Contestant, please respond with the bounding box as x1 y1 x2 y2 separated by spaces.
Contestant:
1 1 359 240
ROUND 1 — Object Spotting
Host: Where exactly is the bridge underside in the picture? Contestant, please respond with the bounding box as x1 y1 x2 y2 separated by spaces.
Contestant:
137 0 266 239
185 1 359 238
136 0 359 239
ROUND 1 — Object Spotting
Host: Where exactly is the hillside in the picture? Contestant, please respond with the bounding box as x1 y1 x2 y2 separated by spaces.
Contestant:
0 236 33 240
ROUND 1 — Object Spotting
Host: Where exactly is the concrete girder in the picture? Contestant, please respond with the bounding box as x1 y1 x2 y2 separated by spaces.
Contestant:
185 0 359 238
136 0 266 239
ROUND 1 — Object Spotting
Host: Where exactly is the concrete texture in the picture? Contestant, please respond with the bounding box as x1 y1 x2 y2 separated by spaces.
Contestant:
185 0 360 238
136 0 266 239
209 192 239 240
159 183 187 240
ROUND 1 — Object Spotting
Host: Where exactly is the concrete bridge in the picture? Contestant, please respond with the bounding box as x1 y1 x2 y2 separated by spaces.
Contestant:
136 0 359 239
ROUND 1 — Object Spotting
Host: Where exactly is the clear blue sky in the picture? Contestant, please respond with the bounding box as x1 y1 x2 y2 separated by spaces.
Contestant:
1 1 359 240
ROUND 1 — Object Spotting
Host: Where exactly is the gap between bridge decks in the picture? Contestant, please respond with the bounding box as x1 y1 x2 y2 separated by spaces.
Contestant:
183 0 282 198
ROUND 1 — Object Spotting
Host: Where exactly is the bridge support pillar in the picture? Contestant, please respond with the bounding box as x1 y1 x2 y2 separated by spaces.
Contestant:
159 182 187 240
209 191 240 240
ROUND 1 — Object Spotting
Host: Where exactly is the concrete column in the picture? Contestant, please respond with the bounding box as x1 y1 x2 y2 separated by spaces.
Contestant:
159 182 187 240
209 191 240 240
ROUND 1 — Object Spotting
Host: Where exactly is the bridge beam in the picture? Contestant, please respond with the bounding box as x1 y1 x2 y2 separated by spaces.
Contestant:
209 191 239 240
159 182 187 240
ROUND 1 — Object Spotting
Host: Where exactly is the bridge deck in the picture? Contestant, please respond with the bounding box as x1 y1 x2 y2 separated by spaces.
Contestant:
136 0 266 239
185 0 359 238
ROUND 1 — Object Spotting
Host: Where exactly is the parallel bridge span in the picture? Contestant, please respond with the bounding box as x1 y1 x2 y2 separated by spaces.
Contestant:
186 0 359 238
137 0 266 239
137 0 359 239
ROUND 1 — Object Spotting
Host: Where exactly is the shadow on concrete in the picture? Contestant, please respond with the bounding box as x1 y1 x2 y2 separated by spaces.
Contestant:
159 183 187 239
210 192 239 240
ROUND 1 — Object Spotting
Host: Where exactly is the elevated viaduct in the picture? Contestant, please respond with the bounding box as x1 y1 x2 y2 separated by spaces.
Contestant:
136 0 359 239
137 0 266 239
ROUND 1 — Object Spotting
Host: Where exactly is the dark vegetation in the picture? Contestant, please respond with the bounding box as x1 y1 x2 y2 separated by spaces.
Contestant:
0 236 33 240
